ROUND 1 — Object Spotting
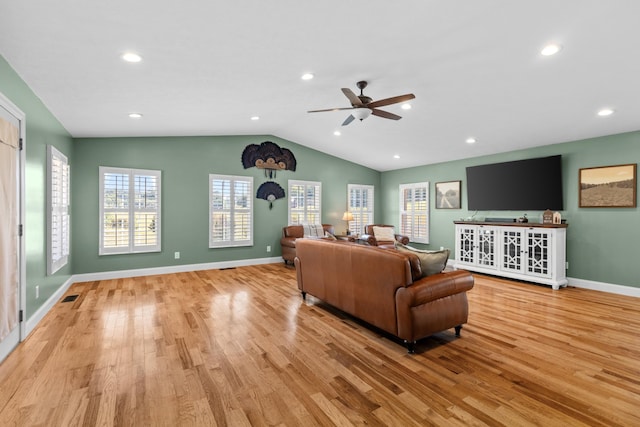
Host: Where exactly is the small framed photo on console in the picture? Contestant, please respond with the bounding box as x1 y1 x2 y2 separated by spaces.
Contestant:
436 180 461 209
579 163 637 208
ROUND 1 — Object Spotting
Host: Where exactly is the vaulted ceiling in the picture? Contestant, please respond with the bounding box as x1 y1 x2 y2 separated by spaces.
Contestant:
1 1 639 171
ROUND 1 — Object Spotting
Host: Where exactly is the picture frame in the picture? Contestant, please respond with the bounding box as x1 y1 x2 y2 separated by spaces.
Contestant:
579 163 637 208
435 180 461 209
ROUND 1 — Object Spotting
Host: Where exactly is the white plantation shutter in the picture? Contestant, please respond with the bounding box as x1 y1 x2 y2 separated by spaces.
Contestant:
99 167 161 255
209 174 253 248
347 184 374 235
288 180 321 225
399 182 429 244
47 146 70 274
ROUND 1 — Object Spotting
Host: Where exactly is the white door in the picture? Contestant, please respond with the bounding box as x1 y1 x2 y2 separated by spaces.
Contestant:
0 94 24 364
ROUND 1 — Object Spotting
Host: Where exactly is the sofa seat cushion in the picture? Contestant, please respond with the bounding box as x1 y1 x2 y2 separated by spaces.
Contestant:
396 243 450 277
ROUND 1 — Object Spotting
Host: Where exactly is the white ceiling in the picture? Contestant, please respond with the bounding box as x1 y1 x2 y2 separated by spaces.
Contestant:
1 1 639 171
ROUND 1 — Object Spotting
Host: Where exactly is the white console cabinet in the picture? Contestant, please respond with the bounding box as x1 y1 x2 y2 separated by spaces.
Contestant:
454 222 568 290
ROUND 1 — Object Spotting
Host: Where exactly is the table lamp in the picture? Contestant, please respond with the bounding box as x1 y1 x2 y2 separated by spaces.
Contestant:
342 211 354 235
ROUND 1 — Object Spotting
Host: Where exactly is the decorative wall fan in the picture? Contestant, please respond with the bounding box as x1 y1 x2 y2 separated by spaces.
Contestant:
308 81 415 126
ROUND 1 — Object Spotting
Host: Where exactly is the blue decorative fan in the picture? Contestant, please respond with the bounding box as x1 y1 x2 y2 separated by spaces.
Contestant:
256 181 285 209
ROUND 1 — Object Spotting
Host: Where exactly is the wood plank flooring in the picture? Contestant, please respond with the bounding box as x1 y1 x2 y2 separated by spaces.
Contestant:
1 264 639 426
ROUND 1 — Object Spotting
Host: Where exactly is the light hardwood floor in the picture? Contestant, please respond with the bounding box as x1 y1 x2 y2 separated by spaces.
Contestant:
1 264 639 426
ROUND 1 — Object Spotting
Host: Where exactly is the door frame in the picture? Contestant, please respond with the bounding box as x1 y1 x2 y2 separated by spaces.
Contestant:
0 91 26 363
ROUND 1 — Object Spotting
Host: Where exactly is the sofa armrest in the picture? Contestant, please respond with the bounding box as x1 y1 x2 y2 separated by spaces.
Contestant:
360 234 377 246
398 270 474 306
394 234 410 245
395 269 474 342
280 237 297 248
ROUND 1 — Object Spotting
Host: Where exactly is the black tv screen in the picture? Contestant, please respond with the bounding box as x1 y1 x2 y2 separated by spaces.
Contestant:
466 155 563 211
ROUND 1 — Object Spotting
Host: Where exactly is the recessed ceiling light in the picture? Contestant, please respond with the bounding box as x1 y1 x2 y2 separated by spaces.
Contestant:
541 43 562 56
301 73 314 81
128 113 143 119
466 137 477 144
250 116 260 121
122 52 142 63
597 108 614 116
401 103 412 110
393 154 400 159
333 130 341 136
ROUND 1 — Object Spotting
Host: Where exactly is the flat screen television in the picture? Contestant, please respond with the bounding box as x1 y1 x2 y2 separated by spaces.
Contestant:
466 155 563 211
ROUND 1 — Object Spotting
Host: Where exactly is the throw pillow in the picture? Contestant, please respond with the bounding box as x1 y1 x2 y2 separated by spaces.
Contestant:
303 223 325 238
372 226 396 241
324 231 337 240
395 243 450 277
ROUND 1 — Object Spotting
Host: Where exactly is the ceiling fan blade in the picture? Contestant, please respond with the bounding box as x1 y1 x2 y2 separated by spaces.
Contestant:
342 115 356 126
367 93 415 109
341 88 364 107
371 109 402 120
308 107 355 113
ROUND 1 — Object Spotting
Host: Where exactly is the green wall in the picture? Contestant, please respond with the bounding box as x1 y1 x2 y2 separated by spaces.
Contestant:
0 56 74 317
72 135 380 274
381 131 640 288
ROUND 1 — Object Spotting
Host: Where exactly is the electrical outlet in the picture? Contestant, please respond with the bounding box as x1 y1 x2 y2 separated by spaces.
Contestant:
565 261 569 270
35 285 39 299
174 251 180 259
439 246 444 251
266 245 271 252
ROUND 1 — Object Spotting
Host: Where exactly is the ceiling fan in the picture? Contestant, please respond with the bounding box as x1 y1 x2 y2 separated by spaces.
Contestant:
308 81 415 126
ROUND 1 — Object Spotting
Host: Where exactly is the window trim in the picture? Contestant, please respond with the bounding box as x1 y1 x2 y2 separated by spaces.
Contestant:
288 179 322 225
399 181 430 244
99 166 162 255
209 174 254 248
47 145 70 274
347 184 374 236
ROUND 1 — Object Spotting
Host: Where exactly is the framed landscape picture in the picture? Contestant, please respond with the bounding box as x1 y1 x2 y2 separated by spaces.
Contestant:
436 180 461 209
579 163 637 208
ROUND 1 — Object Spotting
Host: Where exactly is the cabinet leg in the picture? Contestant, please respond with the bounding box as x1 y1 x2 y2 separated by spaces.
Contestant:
454 325 462 337
301 291 306 301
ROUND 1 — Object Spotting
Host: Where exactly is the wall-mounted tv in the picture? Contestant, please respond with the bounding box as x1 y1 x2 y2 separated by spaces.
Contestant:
466 155 563 211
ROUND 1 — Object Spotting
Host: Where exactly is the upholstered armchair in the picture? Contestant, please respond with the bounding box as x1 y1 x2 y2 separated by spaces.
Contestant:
361 224 409 249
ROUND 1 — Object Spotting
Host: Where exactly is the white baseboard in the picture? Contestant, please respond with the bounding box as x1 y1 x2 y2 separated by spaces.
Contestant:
71 256 284 283
25 276 74 338
568 277 640 298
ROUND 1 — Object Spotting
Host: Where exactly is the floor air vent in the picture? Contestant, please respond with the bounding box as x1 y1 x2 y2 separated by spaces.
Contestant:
62 295 79 303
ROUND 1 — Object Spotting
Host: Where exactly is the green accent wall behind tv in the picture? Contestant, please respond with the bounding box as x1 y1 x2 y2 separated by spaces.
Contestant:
381 131 640 287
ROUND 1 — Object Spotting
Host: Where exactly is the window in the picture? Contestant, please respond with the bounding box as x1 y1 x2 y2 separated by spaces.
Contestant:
99 167 161 255
399 182 429 244
209 174 253 248
47 146 70 274
347 184 374 235
288 180 322 224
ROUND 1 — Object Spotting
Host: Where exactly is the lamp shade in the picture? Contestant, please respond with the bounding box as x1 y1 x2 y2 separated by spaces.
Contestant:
351 108 372 121
342 211 354 221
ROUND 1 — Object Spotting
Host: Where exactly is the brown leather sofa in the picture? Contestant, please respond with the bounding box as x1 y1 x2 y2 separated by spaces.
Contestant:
294 238 474 353
280 224 334 265
360 224 409 248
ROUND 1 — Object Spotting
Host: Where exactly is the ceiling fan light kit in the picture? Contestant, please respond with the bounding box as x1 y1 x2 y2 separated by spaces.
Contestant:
308 80 415 126
352 108 372 121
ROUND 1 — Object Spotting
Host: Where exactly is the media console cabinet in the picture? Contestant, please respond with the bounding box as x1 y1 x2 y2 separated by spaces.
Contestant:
453 221 568 290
